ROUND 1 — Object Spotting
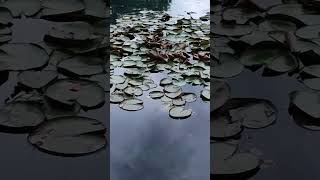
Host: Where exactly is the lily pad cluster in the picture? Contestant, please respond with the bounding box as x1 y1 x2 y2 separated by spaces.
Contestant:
0 0 108 156
110 10 210 119
211 0 320 177
211 79 277 178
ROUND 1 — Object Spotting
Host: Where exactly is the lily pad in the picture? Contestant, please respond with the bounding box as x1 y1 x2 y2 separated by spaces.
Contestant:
41 0 85 18
0 0 41 17
110 93 125 104
18 71 57 89
58 56 104 76
45 79 105 108
181 93 197 103
212 80 231 111
0 7 13 25
240 46 298 73
149 91 164 99
290 90 320 118
211 113 242 139
119 98 143 111
124 86 143 96
0 101 45 132
28 116 106 156
0 43 49 71
169 106 192 119
212 153 260 176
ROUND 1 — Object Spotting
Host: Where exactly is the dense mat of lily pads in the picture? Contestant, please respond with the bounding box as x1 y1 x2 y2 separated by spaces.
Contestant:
110 11 210 119
0 0 108 156
211 0 320 178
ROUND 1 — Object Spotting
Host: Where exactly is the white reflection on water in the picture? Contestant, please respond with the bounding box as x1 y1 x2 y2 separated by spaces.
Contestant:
110 0 210 179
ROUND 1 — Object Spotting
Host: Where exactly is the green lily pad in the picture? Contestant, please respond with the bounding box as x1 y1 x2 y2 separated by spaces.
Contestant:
28 116 106 156
149 91 164 99
0 101 45 132
110 93 125 104
0 0 41 17
18 70 57 89
290 90 320 118
169 106 192 119
45 79 105 108
58 56 104 76
119 98 143 111
124 86 143 96
0 43 49 71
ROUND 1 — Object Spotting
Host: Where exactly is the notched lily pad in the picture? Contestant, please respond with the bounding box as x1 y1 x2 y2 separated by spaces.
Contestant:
28 116 106 156
0 43 49 71
0 101 45 132
45 79 105 108
169 106 192 119
119 98 143 111
18 70 57 89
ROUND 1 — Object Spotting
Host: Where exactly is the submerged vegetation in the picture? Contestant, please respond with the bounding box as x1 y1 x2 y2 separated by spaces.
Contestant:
110 10 210 119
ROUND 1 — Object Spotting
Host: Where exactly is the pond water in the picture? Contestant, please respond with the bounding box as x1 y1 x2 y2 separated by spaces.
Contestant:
227 69 320 180
0 6 108 180
110 0 210 180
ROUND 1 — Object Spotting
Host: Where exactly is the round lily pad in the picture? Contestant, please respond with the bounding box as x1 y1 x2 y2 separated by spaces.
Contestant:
165 89 182 99
41 0 85 18
290 90 320 118
45 79 105 108
169 106 192 119
28 116 106 156
119 98 143 111
111 75 126 84
160 78 173 86
212 153 260 176
229 100 277 129
172 98 186 106
181 93 197 103
58 56 104 76
0 101 45 132
124 86 143 96
164 84 181 93
149 91 164 99
0 0 41 17
201 89 210 101
110 93 125 104
0 43 49 71
18 71 57 89
212 80 231 111
211 114 242 139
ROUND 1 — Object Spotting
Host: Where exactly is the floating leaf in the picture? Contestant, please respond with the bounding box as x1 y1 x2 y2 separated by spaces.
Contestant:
149 91 164 99
0 44 49 71
169 106 192 119
290 90 320 118
119 98 143 111
58 56 104 76
124 86 143 96
0 0 41 17
18 71 57 89
45 79 105 108
28 116 106 156
0 101 45 132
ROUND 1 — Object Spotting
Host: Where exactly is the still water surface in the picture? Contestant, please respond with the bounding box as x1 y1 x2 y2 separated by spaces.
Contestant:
110 0 210 180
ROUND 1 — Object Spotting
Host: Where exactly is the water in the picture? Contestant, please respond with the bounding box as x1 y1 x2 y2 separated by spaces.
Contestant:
0 12 108 180
110 0 210 180
227 69 320 179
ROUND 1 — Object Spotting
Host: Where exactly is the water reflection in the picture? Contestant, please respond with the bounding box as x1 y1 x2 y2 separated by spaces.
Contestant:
111 0 210 22
110 0 210 180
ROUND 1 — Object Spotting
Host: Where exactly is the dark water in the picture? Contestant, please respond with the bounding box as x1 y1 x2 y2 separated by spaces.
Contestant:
0 17 107 180
227 69 320 179
110 0 210 180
